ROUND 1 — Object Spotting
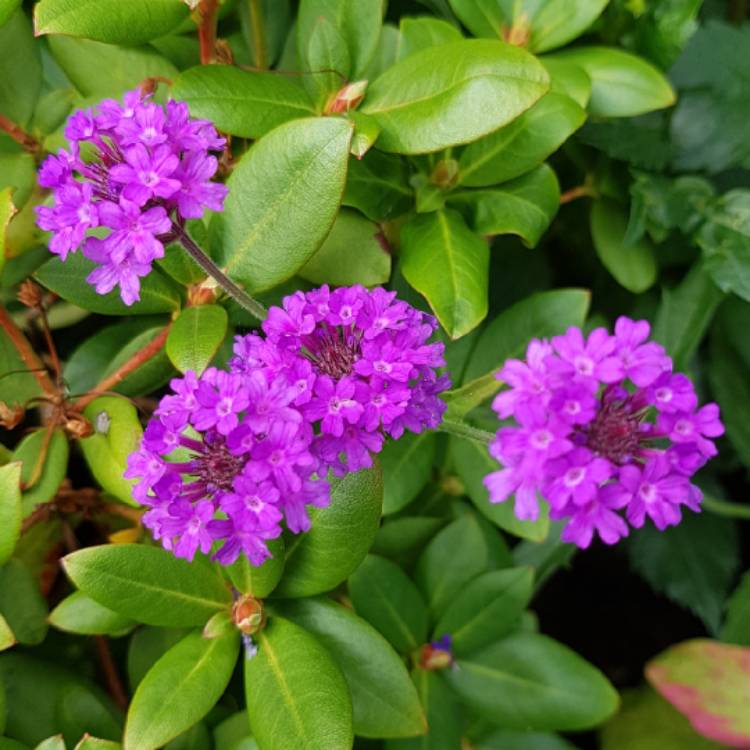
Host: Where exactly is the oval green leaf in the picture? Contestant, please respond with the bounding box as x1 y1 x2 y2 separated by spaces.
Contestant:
214 117 353 293
273 464 383 598
0 463 21 566
245 617 353 750
62 545 231 627
0 559 48 645
12 430 68 517
0 10 41 128
380 431 436 515
125 627 239 750
361 39 549 154
275 597 427 738
49 591 136 637
166 305 228 376
401 208 489 339
226 536 285 599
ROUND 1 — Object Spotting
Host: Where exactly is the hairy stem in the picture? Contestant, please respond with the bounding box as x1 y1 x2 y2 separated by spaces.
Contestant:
72 325 172 412
173 223 268 322
438 418 494 445
248 0 268 69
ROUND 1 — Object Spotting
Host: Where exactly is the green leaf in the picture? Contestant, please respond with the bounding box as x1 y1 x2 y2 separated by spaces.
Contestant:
166 305 228 376
35 254 181 316
342 151 412 222
0 614 15 652
349 554 429 654
362 39 548 154
245 617 353 750
214 117 352 293
226 536 285 599
0 739 30 749
601 686 724 750
213 711 257 750
447 632 618 730
628 513 739 634
647 639 750 747
0 188 15 277
385 669 462 750
34 0 187 45
124 628 240 750
0 318 41 409
275 597 427 738
273 464 383 597
301 16 351 109
49 591 136 637
297 0 383 78
450 163 560 248
299 208 391 287
12 430 68 517
0 0 21 27
398 16 462 59
475 730 580 750
0 464 21 566
433 567 534 656
380 432 436 515
457 93 585 188
415 512 491 616
0 560 48 645
549 47 675 118
79 396 143 507
722 569 750 647
590 199 657 293
401 209 488 338
63 545 231 627
172 66 315 139
0 151 35 216
372 516 447 568
543 58 592 108
127 626 190 691
75 739 121 750
0 10 41 127
47 35 178 98
32 737 66 750
652 263 724 371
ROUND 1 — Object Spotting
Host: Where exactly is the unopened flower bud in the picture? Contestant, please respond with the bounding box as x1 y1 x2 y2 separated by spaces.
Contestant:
0 402 24 430
326 80 368 114
419 634 454 671
232 595 265 635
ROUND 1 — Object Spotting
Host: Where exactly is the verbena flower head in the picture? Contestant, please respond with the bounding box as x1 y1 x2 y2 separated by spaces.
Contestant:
125 366 329 565
484 317 723 549
35 89 227 305
230 285 450 475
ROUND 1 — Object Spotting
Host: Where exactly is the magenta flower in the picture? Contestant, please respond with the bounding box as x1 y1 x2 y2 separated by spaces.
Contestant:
483 317 723 548
35 88 227 305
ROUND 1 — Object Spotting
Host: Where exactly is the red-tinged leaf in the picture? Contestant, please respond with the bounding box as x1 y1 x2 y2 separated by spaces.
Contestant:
646 639 750 748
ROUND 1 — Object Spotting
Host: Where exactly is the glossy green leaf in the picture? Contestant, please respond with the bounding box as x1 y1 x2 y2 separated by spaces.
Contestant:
447 632 619 730
0 560 48 645
166 305 228 376
550 47 675 118
0 0 21 27
591 199 657 293
362 39 548 154
299 208 391 287
543 58 592 108
458 93 584 187
276 598 427 738
0 614 14 652
63 544 231 627
273 464 382 597
398 16 462 59
301 16 351 108
433 567 533 655
372 516 447 568
215 117 352 293
722 569 750 646
32 737 66 750
0 188 15 277
79 396 143 507
245 617 353 750
416 512 492 616
380 431 436 515
213 711 257 750
0 10 41 127
343 150 413 221
124 628 240 750
451 163 560 248
12 430 68 517
74 739 121 750
35 0 187 45
49 591 136 637
47 35 178 98
226 536 285 599
0 463 21 566
349 554 429 654
0 317 41 409
173 65 314 139
0 152 34 218
35 254 181 316
647 639 750 747
127 626 190 691
401 209 489 339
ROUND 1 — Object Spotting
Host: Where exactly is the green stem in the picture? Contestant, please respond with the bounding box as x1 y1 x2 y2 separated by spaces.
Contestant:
173 224 268 322
438 418 494 445
702 496 750 520
247 0 268 69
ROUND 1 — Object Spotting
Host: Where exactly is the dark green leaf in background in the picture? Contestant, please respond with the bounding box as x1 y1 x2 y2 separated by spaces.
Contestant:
0 10 41 128
12 429 68 517
342 150 412 221
380 431 436 515
0 560 47 646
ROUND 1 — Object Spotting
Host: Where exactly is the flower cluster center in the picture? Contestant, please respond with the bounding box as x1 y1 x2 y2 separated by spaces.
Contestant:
195 439 246 493
309 329 360 379
583 398 644 465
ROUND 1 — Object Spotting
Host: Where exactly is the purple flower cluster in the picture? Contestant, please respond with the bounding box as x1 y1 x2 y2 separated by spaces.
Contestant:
36 90 227 305
126 285 449 565
484 318 724 548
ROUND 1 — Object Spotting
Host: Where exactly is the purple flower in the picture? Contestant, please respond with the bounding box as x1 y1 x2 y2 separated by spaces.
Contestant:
35 88 227 305
231 285 450 476
483 317 723 548
126 365 328 566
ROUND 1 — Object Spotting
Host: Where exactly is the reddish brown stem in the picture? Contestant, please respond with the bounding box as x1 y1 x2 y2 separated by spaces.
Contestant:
560 185 595 205
0 304 57 398
0 114 40 156
72 324 171 412
21 425 55 491
95 636 129 712
198 0 220 64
